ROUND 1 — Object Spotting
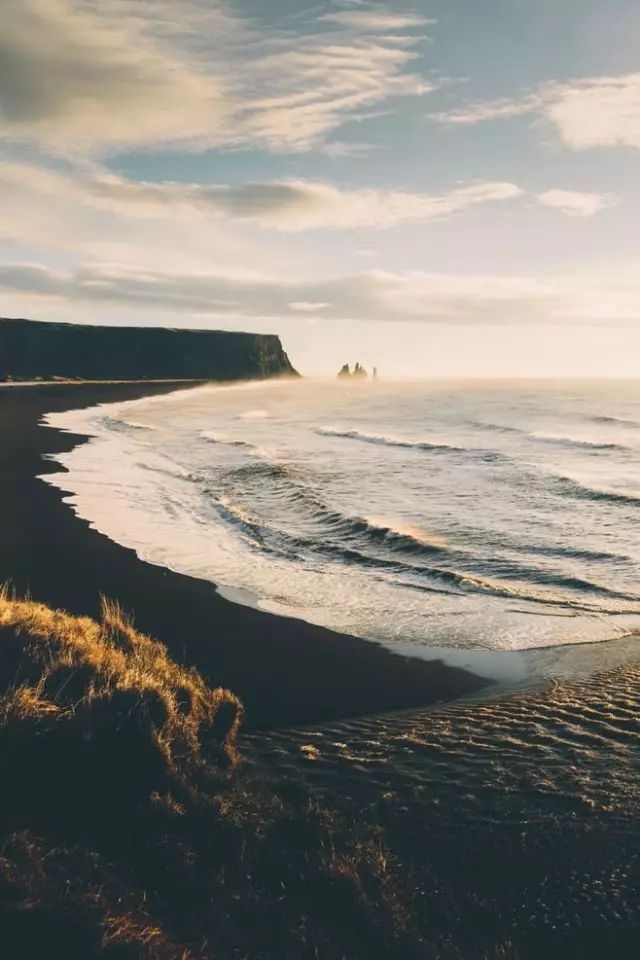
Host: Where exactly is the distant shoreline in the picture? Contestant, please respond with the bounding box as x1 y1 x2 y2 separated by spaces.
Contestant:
0 380 488 729
0 378 205 386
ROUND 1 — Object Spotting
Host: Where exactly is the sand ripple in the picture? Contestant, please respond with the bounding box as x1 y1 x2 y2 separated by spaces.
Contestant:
244 662 640 938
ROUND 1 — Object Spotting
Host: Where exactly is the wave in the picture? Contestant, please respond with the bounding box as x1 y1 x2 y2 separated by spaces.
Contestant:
209 494 296 560
210 493 572 611
502 566 637 602
329 514 449 556
474 421 631 453
471 420 526 436
475 528 630 565
218 460 640 612
210 483 447 572
224 461 448 556
130 451 640 615
100 415 156 433
137 460 203 483
294 523 633 607
200 431 256 450
532 433 631 453
365 517 447 550
522 541 631 564
316 426 466 453
554 475 640 508
392 567 640 613
591 415 640 429
215 495 265 544
44 382 640 655
316 427 510 462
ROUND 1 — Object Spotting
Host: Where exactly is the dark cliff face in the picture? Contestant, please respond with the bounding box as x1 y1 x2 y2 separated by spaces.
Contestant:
0 318 298 382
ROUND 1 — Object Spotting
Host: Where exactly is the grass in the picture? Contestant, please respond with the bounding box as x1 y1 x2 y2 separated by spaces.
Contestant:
0 587 242 777
0 589 424 960
0 589 622 959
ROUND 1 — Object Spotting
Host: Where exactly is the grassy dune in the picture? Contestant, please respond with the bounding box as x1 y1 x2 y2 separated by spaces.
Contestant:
0 590 425 960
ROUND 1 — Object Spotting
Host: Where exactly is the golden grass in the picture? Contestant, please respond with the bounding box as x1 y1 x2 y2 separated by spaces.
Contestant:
0 586 243 775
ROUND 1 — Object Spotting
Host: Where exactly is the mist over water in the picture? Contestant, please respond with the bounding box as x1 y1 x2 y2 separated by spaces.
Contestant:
44 379 640 666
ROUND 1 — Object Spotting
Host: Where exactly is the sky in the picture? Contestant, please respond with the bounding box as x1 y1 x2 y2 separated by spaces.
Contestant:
2 0 640 377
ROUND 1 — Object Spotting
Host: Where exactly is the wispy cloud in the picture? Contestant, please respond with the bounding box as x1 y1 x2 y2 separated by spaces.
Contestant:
233 32 432 154
429 94 543 126
429 72 640 152
2 260 639 327
319 11 434 31
537 190 617 218
0 163 522 232
1 0 433 156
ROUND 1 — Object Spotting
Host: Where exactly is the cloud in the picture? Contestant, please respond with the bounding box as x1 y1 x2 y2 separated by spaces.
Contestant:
0 0 433 156
428 95 543 126
546 74 640 150
0 0 226 154
234 37 432 154
429 72 640 152
537 190 617 218
320 141 373 158
0 163 522 233
319 11 434 31
2 260 639 327
289 301 331 312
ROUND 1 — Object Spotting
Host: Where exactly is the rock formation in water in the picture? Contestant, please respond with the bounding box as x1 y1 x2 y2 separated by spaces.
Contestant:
337 362 368 380
0 317 298 383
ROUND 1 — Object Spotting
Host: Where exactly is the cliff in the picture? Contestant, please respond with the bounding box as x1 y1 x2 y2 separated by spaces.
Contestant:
0 317 298 383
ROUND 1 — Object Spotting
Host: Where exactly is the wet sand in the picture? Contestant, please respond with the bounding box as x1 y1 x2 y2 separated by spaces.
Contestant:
0 381 488 729
244 656 640 953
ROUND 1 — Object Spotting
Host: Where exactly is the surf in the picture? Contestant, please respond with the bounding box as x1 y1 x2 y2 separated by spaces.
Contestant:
41 378 640 656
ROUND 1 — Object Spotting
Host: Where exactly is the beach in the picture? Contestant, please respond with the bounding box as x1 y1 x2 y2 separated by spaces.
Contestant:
2 379 640 958
0 381 488 728
243 656 640 956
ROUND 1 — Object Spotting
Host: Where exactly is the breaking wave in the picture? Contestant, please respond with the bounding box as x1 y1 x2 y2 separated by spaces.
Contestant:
474 422 631 453
315 427 509 462
200 431 256 450
591 415 640 428
532 434 631 453
316 426 466 453
554 475 640 508
471 420 526 436
211 459 640 614
99 416 157 433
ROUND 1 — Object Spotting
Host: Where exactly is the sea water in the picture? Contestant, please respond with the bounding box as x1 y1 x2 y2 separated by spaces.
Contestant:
43 379 640 672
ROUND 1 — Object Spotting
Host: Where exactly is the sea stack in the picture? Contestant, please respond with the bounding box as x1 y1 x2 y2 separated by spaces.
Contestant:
336 362 369 380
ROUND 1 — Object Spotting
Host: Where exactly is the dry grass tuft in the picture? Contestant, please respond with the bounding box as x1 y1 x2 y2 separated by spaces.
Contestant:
0 586 242 779
0 589 425 959
0 586 243 847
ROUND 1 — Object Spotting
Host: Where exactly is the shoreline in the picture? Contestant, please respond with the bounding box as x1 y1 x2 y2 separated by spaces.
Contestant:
0 380 489 729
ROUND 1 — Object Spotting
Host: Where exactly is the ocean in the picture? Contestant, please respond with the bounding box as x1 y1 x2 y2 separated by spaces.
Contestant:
43 378 640 681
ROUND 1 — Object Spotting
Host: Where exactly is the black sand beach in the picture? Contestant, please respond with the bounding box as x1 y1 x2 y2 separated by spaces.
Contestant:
0 381 488 729
2 381 640 959
244 656 640 957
